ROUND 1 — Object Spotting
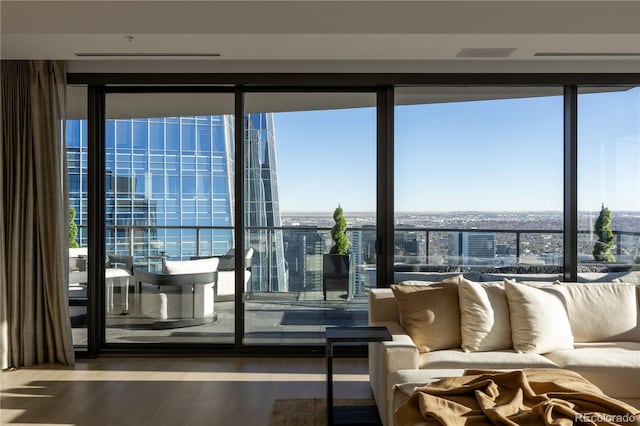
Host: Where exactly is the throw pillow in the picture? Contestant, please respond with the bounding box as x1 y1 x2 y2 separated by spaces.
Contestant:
561 282 639 342
504 279 574 354
458 279 512 352
391 275 463 353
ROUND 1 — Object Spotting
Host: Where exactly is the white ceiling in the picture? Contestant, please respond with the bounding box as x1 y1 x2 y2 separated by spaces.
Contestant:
2 0 640 73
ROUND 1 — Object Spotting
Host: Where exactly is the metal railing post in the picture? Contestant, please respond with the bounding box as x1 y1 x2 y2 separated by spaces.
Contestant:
267 228 273 292
425 230 430 263
516 232 521 260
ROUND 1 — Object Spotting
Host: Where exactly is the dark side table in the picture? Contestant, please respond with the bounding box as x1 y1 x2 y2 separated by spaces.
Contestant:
326 326 392 426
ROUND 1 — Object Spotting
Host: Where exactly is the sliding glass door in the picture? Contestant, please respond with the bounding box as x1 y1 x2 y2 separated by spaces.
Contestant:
72 89 381 349
242 92 377 346
99 91 236 345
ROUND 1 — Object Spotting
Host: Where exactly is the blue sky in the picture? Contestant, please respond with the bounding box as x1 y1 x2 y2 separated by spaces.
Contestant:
273 88 639 213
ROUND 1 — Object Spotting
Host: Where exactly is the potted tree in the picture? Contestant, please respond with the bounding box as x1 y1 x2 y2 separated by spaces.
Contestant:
323 205 352 300
69 207 79 248
593 203 616 263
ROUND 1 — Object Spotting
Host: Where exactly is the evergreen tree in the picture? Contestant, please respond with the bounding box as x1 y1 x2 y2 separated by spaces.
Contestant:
329 205 349 255
69 207 79 248
593 203 615 262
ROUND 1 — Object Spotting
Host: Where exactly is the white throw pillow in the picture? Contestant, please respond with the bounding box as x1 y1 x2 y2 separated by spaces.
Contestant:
458 279 512 352
164 258 219 275
504 279 574 354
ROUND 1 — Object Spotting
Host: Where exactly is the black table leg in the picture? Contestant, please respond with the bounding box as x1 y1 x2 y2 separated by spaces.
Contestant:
327 342 334 425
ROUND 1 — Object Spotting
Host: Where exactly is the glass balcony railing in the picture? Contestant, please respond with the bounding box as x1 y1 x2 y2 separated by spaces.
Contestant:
73 225 640 296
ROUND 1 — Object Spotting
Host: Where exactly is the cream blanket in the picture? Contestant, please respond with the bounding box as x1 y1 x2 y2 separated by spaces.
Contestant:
394 369 640 426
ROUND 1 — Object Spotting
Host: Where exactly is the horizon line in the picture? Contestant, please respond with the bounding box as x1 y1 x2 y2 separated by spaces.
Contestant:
281 210 640 214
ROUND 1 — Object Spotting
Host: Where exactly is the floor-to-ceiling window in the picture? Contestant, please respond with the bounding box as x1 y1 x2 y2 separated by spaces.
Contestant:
64 76 639 356
242 92 377 345
394 87 564 281
577 86 640 278
67 91 238 345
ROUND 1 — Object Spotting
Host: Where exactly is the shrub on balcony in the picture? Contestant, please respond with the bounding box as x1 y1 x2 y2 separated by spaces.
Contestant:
593 203 615 263
69 207 79 248
329 205 349 255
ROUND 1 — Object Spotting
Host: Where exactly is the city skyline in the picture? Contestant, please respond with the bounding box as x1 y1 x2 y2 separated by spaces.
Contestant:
66 88 639 274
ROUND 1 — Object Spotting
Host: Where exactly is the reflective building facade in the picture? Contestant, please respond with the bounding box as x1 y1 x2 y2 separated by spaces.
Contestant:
66 113 288 293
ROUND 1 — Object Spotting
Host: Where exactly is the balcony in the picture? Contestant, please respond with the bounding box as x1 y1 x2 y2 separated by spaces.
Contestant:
69 225 640 347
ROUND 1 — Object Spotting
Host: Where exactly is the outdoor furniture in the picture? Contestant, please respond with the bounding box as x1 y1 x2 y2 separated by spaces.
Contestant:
105 254 134 314
68 250 135 315
212 248 254 300
190 248 254 300
68 248 89 325
137 257 219 327
68 247 88 287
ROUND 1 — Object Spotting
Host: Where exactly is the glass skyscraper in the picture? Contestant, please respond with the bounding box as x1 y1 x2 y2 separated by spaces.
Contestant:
66 113 288 292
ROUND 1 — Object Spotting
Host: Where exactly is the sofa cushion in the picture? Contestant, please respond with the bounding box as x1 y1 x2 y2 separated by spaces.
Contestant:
458 279 512 352
164 257 219 275
561 282 639 343
368 288 398 323
544 342 640 399
391 276 462 353
419 349 559 369
504 280 574 354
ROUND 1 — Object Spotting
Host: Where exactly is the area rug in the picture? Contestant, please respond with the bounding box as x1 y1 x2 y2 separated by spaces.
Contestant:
268 398 375 426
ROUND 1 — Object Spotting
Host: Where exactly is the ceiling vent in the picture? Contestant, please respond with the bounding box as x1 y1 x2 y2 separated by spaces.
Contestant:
535 52 640 57
74 53 221 58
457 48 516 58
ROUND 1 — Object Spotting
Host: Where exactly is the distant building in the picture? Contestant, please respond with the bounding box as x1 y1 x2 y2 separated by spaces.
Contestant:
244 113 288 292
283 227 324 292
67 113 288 293
394 229 421 263
349 225 377 294
448 232 496 264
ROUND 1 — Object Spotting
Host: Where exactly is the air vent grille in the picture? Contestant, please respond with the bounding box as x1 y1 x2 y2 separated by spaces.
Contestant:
457 48 516 58
535 52 640 57
74 53 221 57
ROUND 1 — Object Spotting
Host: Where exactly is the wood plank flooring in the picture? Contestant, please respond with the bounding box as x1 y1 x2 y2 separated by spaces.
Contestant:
1 357 372 426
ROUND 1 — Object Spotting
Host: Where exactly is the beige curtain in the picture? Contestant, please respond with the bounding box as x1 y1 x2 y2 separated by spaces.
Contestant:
1 60 74 368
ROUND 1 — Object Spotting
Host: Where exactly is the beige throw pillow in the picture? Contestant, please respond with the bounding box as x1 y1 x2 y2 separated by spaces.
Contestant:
391 276 462 353
504 279 574 354
561 283 640 342
458 279 512 352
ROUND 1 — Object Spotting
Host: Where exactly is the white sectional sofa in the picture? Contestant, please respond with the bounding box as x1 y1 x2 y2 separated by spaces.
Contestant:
368 275 640 426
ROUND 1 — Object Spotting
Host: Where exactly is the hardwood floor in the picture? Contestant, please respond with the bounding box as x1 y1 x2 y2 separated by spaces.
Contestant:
1 357 372 426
